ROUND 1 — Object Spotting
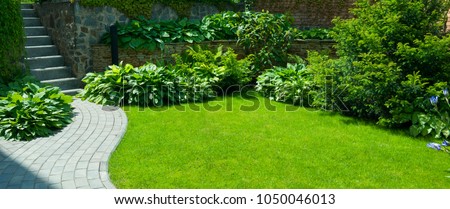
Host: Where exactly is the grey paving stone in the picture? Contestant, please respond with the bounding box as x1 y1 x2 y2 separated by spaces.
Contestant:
61 172 74 181
35 182 50 189
20 180 35 189
9 175 25 185
0 100 127 189
62 180 77 189
50 183 63 189
75 178 89 188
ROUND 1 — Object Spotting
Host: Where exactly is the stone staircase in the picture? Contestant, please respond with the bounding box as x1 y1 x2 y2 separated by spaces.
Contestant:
21 4 82 95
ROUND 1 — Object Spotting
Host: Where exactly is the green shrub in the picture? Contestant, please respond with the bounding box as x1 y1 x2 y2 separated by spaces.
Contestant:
0 0 25 84
201 11 241 40
304 0 450 134
0 82 73 141
173 45 253 92
236 11 298 71
256 62 312 105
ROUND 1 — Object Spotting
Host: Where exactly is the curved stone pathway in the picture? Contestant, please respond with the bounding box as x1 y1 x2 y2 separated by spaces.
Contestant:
0 99 127 189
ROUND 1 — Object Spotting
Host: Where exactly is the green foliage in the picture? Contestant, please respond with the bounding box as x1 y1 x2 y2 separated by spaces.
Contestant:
297 28 331 40
173 45 253 91
236 11 298 71
80 0 240 18
79 62 213 106
201 11 241 40
0 0 25 84
256 62 312 105
303 0 450 134
305 51 351 112
410 87 450 139
102 18 210 50
80 46 252 105
0 82 73 141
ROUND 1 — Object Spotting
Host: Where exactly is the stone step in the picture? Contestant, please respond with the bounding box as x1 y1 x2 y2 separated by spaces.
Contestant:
26 36 53 46
61 89 83 96
41 78 80 91
23 17 41 27
25 26 47 36
25 55 65 69
21 4 33 9
30 66 73 81
26 45 59 57
21 9 37 17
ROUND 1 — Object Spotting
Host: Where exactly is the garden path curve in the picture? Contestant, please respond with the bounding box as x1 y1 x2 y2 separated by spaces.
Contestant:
0 99 127 189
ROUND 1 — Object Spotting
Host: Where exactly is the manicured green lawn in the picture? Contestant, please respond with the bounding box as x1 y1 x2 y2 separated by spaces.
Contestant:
109 95 450 188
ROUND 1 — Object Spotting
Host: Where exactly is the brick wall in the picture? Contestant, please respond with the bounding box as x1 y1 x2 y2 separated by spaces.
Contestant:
253 0 356 28
92 40 335 71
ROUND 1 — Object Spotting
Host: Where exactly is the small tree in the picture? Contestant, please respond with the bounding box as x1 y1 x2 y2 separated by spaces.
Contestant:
0 0 25 84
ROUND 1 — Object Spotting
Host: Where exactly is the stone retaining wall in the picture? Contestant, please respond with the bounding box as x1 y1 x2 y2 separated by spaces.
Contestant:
35 2 128 79
92 40 335 71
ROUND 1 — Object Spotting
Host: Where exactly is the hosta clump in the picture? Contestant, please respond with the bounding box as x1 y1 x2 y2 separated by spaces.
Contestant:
256 62 312 106
0 83 73 141
80 61 218 106
80 63 179 106
101 18 210 51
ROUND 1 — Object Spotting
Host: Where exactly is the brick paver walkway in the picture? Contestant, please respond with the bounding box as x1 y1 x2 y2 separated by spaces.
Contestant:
0 99 127 189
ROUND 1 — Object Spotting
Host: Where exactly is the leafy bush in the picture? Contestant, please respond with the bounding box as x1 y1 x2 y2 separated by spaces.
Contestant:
0 82 73 141
304 0 450 133
102 18 210 50
256 62 312 105
80 46 251 105
201 11 241 40
173 45 253 92
236 11 298 71
0 0 25 84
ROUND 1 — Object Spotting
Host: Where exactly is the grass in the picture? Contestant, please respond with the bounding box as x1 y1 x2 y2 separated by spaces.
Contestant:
109 95 450 188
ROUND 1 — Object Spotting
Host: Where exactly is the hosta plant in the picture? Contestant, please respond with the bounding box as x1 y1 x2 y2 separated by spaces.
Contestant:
256 62 312 106
0 83 73 141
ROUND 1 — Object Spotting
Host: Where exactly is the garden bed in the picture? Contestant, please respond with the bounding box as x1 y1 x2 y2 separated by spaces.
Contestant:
92 39 335 72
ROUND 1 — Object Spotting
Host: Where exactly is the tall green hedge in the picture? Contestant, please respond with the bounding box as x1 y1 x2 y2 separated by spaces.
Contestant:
0 0 25 84
80 0 240 18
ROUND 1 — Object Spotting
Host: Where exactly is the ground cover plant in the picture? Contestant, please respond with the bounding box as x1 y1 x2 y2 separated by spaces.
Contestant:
109 95 450 188
0 78 73 141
